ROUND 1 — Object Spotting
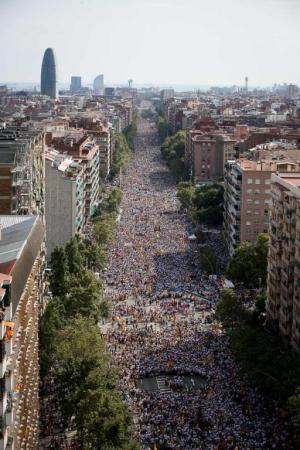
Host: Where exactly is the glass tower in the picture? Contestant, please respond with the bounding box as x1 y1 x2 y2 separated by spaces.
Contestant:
41 48 57 98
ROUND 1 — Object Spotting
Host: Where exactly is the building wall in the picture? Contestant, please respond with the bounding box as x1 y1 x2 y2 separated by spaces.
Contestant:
0 217 44 450
0 168 11 214
267 174 300 352
45 159 76 256
240 170 271 243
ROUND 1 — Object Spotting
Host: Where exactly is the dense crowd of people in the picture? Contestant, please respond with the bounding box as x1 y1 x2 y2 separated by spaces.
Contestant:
103 117 293 449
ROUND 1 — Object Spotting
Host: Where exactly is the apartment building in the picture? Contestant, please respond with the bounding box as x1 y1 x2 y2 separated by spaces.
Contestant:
0 127 44 217
68 118 113 179
267 173 300 353
0 215 45 450
190 133 236 182
50 131 100 220
223 159 300 255
45 150 85 256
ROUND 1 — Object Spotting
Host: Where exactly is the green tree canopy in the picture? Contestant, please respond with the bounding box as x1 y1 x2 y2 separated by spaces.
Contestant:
177 182 195 210
226 234 269 288
215 288 249 330
161 131 187 180
49 246 69 298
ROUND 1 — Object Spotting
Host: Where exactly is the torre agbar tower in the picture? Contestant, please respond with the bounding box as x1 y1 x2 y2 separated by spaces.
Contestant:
40 48 57 99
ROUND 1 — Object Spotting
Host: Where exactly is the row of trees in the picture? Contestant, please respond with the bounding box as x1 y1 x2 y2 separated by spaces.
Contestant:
40 186 139 448
161 131 187 180
123 119 137 151
111 133 132 178
177 181 224 227
215 288 300 435
110 117 137 178
156 115 171 141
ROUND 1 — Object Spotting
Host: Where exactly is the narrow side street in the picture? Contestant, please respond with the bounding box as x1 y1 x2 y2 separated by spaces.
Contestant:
101 118 291 450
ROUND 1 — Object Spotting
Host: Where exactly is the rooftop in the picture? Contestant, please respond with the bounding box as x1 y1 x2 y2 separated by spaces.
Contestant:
0 216 38 266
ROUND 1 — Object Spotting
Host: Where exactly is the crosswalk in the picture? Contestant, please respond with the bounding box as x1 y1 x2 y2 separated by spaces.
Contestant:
156 375 171 394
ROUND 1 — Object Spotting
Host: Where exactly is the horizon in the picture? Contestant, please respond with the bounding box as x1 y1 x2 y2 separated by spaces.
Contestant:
1 0 300 86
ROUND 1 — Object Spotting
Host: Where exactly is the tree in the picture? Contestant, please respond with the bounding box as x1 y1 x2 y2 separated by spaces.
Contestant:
64 269 103 322
79 239 107 271
111 134 131 177
102 188 123 214
177 182 195 210
76 370 139 450
49 246 69 298
226 234 269 288
193 184 224 226
39 297 66 376
54 316 109 418
92 213 116 247
215 289 248 330
156 115 170 141
123 120 137 150
161 131 187 180
65 237 83 275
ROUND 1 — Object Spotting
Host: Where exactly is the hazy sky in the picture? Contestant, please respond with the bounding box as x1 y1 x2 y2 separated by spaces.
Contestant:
1 0 300 87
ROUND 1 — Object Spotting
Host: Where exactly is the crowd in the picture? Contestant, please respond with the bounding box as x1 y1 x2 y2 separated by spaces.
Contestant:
103 118 293 450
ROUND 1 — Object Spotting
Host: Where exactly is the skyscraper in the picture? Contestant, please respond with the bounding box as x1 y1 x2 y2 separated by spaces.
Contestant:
93 74 104 94
41 48 57 98
70 76 81 92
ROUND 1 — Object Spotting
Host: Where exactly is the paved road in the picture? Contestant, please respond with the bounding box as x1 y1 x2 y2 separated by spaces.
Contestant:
102 118 292 450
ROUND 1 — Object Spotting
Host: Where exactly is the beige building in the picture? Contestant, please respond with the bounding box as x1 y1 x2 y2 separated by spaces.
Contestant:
224 159 300 255
267 173 300 353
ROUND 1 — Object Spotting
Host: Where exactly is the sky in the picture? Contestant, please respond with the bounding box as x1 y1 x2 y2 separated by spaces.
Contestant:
0 0 300 87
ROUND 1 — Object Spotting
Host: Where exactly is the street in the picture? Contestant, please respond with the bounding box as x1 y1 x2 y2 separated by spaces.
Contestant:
101 118 291 450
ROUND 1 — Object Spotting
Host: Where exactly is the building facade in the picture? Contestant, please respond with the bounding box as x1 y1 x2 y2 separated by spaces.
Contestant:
267 173 300 352
45 150 84 256
0 215 45 450
223 160 300 255
70 76 82 93
93 75 104 94
0 127 45 217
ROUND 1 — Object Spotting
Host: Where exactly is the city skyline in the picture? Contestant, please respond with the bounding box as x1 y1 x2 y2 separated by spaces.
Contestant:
1 0 300 86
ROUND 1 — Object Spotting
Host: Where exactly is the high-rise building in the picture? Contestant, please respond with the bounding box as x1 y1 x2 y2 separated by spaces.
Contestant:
70 76 82 93
93 74 104 94
267 172 300 352
40 48 57 99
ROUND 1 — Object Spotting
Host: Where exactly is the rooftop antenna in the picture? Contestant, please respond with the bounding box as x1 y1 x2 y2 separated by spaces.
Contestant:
128 79 133 89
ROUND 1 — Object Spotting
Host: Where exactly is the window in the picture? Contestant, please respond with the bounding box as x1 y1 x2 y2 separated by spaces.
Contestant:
247 188 253 193
254 199 260 205
255 179 261 184
247 178 253 184
265 179 271 185
247 199 253 204
247 210 252 214
265 189 270 194
246 221 252 226
264 199 270 204
255 189 260 194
